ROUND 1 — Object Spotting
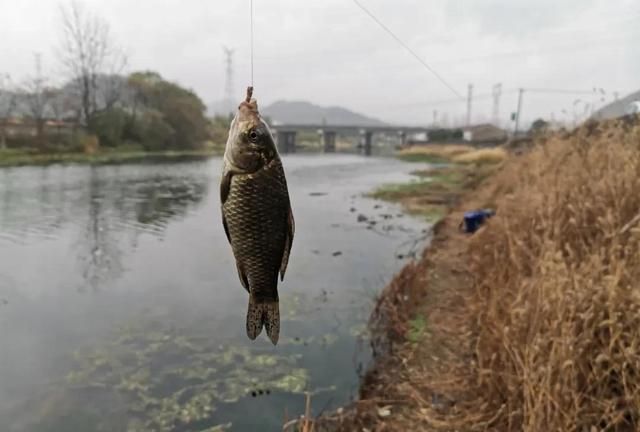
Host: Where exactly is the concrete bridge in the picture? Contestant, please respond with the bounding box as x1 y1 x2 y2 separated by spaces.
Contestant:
269 123 433 156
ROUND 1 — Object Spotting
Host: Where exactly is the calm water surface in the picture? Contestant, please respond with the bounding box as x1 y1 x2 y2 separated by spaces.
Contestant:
0 154 429 432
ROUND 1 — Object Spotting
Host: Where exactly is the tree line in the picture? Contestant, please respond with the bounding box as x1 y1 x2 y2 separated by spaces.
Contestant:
0 1 227 153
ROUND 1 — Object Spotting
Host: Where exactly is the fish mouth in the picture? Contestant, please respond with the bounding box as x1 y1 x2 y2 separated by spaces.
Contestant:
236 105 260 132
237 86 261 126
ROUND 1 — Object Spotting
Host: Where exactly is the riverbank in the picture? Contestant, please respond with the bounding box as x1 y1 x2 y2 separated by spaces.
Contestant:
368 163 497 223
0 147 223 167
306 116 640 431
287 149 504 431
365 143 505 224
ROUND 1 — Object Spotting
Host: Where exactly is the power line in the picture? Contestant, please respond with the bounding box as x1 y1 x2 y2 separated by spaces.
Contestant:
351 0 464 100
368 86 624 112
374 90 518 109
242 30 635 71
249 0 254 87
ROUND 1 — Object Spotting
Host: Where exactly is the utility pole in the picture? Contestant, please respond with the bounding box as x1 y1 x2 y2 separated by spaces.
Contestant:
492 83 502 126
432 109 438 127
466 84 473 127
223 46 235 114
513 88 524 135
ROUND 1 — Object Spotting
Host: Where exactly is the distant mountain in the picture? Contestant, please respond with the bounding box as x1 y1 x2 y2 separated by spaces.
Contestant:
260 100 387 127
593 90 640 120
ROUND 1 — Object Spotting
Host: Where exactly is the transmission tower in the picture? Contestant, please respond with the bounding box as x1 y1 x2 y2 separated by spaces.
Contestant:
492 83 502 126
223 46 235 113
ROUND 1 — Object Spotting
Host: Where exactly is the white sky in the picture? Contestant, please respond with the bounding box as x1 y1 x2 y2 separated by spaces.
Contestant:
1 0 638 126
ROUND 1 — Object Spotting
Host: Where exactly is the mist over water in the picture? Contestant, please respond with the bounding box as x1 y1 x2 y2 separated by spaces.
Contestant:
0 155 429 431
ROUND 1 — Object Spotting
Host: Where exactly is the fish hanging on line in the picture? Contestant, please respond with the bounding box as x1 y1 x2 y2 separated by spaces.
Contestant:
220 86 295 345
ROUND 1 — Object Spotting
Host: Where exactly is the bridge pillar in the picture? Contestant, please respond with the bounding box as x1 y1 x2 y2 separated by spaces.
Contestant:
363 130 373 156
399 131 407 147
321 130 337 153
276 130 297 154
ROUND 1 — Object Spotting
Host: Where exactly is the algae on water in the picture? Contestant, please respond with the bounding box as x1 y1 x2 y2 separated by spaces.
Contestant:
8 290 371 432
63 315 313 432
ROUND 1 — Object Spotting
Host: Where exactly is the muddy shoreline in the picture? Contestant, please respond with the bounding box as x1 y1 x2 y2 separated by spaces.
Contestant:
294 159 500 431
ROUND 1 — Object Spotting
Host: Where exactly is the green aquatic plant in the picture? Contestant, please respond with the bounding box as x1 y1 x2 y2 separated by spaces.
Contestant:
406 314 428 343
65 318 311 432
9 289 369 432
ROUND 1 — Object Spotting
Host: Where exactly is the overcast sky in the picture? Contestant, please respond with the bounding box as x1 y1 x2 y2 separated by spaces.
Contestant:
2 0 638 125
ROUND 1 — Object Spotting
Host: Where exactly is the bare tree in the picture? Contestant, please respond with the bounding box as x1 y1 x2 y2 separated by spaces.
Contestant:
58 0 127 128
22 53 54 147
101 60 128 111
0 73 17 149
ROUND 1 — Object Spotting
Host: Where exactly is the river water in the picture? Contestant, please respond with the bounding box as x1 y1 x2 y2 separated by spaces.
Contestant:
0 154 429 432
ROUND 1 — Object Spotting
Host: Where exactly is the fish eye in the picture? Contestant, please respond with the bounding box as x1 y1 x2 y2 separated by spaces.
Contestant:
248 130 259 143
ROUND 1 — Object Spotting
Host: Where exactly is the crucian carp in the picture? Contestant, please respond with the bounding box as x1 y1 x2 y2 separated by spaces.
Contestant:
220 87 295 345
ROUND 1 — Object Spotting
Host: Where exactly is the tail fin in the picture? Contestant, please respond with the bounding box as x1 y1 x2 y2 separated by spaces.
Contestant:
246 296 280 345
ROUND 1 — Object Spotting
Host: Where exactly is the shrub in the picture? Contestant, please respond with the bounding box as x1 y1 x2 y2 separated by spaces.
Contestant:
89 108 127 148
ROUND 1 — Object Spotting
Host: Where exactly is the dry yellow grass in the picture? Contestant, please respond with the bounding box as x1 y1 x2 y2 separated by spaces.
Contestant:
399 144 476 157
397 144 476 162
465 116 640 430
452 147 508 165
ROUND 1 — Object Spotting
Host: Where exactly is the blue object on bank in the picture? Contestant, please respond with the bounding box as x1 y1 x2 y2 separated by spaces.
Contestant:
461 209 495 233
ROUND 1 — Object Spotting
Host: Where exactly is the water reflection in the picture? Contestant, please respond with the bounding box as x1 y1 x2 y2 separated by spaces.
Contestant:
77 166 125 290
0 165 208 243
0 164 209 291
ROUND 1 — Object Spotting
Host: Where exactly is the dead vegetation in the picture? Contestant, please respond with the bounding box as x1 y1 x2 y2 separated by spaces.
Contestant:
451 147 508 165
397 143 508 166
308 115 640 431
464 115 640 431
396 144 477 163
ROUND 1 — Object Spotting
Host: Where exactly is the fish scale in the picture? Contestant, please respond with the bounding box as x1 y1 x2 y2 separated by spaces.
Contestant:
223 160 288 300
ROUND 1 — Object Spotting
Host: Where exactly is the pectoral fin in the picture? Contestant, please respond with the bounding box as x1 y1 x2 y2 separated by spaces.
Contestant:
222 213 231 244
220 168 233 245
220 168 248 292
279 206 295 280
220 169 232 205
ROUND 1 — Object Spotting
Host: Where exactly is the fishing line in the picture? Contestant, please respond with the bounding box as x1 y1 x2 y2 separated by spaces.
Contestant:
250 0 254 88
352 0 464 100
